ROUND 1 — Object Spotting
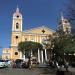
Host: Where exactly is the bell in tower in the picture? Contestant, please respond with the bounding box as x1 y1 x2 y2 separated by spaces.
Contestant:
12 6 22 32
11 6 23 47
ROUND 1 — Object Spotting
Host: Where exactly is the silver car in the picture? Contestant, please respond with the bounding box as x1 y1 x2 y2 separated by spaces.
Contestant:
0 60 6 68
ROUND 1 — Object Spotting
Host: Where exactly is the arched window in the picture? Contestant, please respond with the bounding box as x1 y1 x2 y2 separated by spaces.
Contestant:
16 23 19 29
65 21 68 23
16 15 19 18
16 36 18 39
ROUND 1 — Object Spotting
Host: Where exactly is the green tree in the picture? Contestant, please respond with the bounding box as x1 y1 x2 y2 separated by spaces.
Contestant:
64 35 75 54
52 29 75 62
42 34 54 60
52 29 65 61
65 0 75 32
18 41 43 57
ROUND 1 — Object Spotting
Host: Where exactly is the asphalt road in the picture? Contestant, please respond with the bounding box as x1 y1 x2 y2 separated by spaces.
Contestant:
0 67 75 75
0 68 55 75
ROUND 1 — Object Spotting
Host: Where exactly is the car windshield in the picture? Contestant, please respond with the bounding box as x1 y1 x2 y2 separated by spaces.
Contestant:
15 59 23 64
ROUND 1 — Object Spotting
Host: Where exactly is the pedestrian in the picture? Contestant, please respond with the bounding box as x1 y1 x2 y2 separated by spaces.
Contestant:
56 61 60 69
65 61 69 71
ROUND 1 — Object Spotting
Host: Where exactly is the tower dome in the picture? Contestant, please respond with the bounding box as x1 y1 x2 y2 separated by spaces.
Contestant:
13 6 22 18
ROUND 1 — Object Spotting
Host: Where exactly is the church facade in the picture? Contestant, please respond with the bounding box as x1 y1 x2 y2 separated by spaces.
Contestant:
2 7 54 61
2 7 71 62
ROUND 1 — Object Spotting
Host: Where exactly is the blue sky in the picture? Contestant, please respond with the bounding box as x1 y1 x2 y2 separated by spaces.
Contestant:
0 0 69 55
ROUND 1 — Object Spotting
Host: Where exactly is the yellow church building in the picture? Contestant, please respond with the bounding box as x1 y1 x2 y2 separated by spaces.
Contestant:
2 7 54 61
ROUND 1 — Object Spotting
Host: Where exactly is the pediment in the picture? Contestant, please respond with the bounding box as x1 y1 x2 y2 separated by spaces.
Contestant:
23 26 54 34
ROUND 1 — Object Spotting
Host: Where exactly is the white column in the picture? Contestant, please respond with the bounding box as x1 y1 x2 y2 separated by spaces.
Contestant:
12 20 14 31
30 50 33 66
23 50 25 61
45 49 47 61
20 51 22 59
23 55 25 61
41 50 43 63
38 49 40 63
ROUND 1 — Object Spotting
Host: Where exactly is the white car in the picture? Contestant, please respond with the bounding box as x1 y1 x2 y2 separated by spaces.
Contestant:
0 60 6 68
5 60 12 67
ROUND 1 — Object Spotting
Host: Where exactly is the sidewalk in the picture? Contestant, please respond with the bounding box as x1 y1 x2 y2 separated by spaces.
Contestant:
68 66 75 72
37 63 48 68
36 63 75 74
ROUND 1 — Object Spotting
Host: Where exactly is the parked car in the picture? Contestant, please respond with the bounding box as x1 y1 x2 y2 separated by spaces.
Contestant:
5 60 12 67
12 59 23 68
21 61 29 68
0 60 6 68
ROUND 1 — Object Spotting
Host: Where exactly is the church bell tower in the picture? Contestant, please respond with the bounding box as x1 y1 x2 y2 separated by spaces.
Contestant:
10 6 23 47
58 13 71 34
12 6 22 32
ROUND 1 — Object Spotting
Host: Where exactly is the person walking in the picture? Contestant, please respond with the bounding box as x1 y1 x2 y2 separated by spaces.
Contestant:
64 61 69 71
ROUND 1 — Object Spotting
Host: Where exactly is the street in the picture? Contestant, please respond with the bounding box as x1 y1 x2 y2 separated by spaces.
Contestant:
0 68 55 75
0 67 75 75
